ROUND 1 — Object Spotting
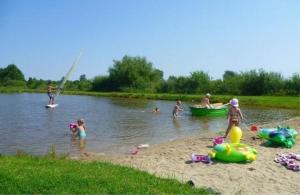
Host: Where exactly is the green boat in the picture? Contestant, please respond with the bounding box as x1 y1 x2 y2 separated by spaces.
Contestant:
189 105 228 116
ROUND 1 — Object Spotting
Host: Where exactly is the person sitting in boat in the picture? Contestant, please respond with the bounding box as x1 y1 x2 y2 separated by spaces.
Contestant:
70 118 87 138
224 98 244 138
201 93 212 108
47 81 57 105
172 100 183 118
152 107 160 113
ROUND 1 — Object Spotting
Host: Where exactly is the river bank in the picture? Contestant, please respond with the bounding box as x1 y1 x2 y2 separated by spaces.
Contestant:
0 88 299 109
81 117 300 195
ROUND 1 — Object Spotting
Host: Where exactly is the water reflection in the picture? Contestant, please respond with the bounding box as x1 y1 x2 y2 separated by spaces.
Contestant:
70 135 86 155
108 97 149 109
172 118 181 129
198 117 210 131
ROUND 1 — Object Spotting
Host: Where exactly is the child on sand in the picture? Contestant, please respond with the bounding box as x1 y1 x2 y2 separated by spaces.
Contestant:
224 98 244 138
172 100 183 118
70 118 87 138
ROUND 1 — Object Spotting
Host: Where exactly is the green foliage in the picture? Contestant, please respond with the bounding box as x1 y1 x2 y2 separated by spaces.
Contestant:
161 71 211 94
239 69 285 95
160 69 299 96
260 71 284 95
1 60 299 96
0 155 216 194
64 80 92 91
26 75 92 91
92 75 112 91
27 77 48 89
189 71 211 93
0 64 25 87
164 76 190 93
2 80 26 87
79 74 87 81
78 80 92 91
221 71 241 95
107 56 164 92
285 73 300 95
239 70 263 95
212 69 298 96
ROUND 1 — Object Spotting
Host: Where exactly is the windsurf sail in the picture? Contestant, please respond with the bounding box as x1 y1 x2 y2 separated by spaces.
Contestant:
55 51 82 97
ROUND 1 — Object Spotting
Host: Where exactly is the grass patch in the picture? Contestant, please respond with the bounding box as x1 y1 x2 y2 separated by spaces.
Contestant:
0 154 217 194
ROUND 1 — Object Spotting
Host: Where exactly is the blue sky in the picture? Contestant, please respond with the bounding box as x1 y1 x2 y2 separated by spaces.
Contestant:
0 0 299 80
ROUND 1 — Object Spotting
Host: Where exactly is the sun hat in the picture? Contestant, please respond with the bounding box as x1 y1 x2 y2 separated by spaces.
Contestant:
206 93 211 97
230 98 239 107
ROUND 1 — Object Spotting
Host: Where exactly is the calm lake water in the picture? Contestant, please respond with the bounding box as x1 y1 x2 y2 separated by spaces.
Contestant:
0 93 298 156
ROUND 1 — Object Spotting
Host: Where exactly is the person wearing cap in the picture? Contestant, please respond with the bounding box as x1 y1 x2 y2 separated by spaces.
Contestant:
201 93 212 108
224 98 244 138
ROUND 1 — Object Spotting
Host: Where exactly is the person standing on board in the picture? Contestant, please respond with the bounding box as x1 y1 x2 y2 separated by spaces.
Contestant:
201 93 212 108
47 81 57 105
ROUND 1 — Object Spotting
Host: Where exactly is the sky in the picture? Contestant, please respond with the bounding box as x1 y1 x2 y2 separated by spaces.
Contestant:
0 0 299 80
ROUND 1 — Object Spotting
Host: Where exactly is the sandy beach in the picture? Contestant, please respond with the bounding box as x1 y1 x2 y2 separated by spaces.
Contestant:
80 117 300 195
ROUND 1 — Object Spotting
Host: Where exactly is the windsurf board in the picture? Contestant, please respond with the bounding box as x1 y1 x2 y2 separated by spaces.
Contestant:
45 104 58 108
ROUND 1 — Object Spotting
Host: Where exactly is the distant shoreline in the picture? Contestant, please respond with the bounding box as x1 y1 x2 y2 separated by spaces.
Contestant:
0 88 299 110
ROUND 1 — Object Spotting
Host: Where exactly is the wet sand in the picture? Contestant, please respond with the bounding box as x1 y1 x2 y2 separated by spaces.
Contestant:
79 117 300 195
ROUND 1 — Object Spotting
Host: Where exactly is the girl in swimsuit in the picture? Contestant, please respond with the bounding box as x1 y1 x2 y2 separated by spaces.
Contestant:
70 118 87 138
224 98 244 138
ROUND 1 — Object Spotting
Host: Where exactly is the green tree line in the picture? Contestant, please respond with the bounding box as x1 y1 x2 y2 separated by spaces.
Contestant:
1 56 299 95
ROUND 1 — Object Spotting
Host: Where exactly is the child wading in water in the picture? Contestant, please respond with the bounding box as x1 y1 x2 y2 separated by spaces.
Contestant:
70 118 87 138
152 107 160 113
172 100 183 118
224 98 244 138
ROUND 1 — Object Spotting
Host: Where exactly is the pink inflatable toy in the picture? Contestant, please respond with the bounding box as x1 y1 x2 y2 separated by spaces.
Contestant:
69 122 77 129
213 136 224 146
131 147 139 155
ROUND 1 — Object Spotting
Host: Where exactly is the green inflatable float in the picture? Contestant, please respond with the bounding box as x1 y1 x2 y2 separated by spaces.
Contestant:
209 126 257 162
258 127 298 148
209 143 257 162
